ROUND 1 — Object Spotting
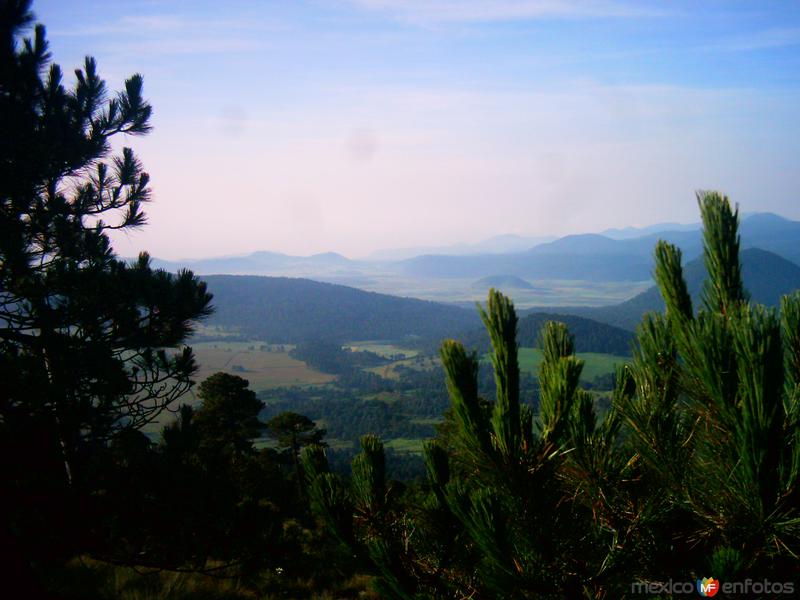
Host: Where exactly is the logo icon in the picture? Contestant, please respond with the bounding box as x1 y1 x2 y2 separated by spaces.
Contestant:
697 577 720 597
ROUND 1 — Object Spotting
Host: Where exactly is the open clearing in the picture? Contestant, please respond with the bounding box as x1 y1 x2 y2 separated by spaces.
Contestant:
191 341 335 391
515 347 627 381
368 346 626 383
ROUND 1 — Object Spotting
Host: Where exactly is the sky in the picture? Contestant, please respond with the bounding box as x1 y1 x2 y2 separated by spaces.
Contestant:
33 0 800 259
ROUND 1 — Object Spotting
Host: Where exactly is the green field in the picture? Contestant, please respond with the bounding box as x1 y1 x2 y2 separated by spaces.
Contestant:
366 346 626 384
513 347 628 381
384 437 425 454
191 341 335 391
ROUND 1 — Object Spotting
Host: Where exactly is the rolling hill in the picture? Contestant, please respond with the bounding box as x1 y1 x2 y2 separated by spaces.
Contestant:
200 275 481 343
548 247 800 331
396 213 800 281
457 311 635 356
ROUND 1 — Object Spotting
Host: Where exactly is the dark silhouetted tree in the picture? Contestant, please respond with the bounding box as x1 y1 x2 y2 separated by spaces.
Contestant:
267 411 327 461
267 411 326 497
193 372 265 460
0 0 212 581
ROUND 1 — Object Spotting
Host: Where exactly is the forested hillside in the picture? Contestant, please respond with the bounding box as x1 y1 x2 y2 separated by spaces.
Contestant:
457 311 634 355
551 247 800 330
202 275 480 342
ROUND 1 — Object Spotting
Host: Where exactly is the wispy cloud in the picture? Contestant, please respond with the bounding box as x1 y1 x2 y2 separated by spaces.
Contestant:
50 12 288 56
708 27 800 52
349 0 669 24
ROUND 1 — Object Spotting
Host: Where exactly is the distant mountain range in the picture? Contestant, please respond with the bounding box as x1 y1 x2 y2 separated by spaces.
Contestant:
397 213 800 281
600 221 700 240
147 213 800 286
366 234 556 261
546 247 800 331
193 242 800 353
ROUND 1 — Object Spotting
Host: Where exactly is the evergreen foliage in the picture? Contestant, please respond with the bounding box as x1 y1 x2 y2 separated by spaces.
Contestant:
305 192 800 598
192 372 265 459
0 1 212 582
266 410 327 475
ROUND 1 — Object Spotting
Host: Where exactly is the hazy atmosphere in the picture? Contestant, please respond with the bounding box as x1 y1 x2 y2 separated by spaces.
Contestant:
6 1 800 596
36 0 800 259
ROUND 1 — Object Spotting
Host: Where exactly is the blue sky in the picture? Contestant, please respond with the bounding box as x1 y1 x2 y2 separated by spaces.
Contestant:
33 0 800 258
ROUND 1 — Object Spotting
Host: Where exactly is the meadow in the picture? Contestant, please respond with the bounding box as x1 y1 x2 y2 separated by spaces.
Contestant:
191 341 335 391
481 347 627 382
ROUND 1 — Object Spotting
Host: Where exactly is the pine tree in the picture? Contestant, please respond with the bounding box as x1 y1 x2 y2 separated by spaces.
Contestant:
0 0 212 572
304 191 800 598
621 191 800 580
0 0 212 473
194 372 265 460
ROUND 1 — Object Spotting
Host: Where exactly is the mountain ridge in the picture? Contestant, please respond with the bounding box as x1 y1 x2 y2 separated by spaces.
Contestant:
141 212 800 290
544 247 800 331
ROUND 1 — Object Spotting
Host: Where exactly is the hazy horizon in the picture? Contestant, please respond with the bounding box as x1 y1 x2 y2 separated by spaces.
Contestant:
36 0 800 260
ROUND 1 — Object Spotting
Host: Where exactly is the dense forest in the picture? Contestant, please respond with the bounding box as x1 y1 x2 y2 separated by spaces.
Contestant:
201 274 480 343
2 3 799 599
456 311 634 355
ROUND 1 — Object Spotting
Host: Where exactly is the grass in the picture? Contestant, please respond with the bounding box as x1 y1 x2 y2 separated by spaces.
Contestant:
190 342 334 392
384 438 425 454
364 346 624 385
514 347 627 381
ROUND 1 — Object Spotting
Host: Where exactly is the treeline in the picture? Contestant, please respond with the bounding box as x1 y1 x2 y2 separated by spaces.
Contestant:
289 340 388 374
263 390 436 442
